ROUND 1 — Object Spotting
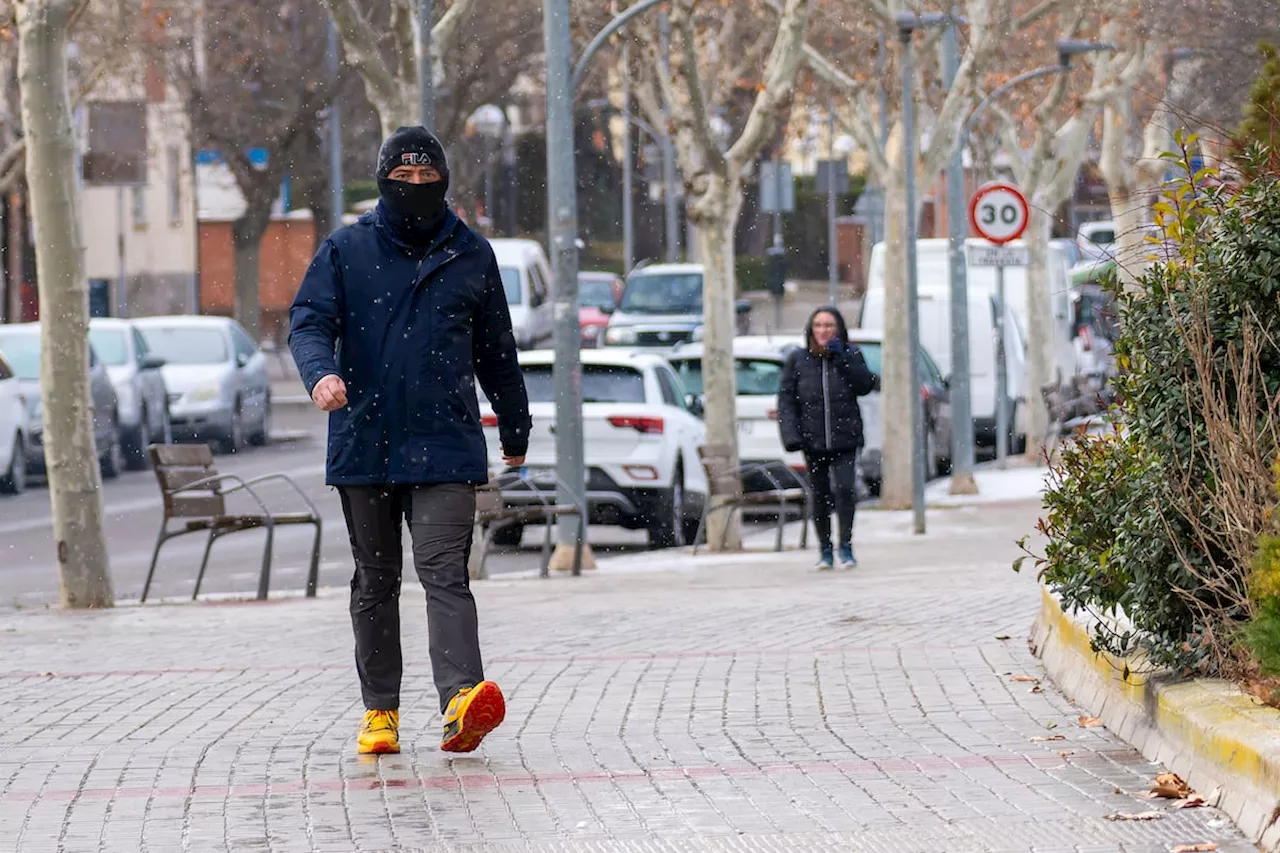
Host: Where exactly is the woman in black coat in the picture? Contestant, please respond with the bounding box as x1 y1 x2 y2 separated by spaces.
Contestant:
777 306 879 570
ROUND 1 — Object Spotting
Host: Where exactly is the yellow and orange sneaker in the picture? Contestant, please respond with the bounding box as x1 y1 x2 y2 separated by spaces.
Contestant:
440 681 505 753
357 709 400 755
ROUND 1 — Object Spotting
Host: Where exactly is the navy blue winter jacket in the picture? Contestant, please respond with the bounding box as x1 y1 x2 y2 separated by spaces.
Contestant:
289 207 531 486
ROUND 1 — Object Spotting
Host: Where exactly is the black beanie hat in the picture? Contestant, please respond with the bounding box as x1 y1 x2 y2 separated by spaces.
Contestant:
376 126 450 188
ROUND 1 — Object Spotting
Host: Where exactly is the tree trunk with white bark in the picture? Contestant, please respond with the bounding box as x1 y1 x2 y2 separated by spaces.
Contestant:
17 0 114 609
1023 208 1053 456
691 177 744 551
877 128 914 510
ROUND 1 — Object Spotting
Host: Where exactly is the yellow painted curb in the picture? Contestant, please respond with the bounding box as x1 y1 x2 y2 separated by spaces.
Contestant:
1035 587 1280 849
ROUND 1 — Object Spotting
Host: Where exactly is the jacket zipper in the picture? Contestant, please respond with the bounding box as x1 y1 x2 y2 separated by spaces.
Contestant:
822 358 833 450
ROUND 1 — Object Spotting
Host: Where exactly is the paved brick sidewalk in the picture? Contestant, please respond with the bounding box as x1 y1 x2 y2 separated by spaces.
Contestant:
0 475 1257 852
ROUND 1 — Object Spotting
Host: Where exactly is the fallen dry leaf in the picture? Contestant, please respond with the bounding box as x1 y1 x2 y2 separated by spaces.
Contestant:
1174 796 1206 810
1058 750 1075 758
1029 734 1065 742
1010 675 1040 682
1112 787 1124 795
1030 685 1043 694
1152 772 1192 799
1103 810 1165 821
995 635 1011 640
1078 715 1104 727
1171 844 1217 852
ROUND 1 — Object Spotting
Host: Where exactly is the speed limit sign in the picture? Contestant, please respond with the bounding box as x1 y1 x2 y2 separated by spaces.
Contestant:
969 182 1029 245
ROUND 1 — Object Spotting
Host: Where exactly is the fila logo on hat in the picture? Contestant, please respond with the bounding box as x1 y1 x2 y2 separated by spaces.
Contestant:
401 152 433 166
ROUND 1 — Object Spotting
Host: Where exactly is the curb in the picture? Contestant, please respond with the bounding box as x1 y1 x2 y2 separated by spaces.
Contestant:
1033 587 1280 849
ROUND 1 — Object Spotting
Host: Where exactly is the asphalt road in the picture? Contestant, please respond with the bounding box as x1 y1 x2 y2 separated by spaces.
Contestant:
0 403 654 610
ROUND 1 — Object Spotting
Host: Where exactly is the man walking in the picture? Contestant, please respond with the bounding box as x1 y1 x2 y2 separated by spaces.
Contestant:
289 126 531 755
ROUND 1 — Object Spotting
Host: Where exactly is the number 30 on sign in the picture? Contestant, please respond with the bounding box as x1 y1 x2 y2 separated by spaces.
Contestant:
969 182 1029 246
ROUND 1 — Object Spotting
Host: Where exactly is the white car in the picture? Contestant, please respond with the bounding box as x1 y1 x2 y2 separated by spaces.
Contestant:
478 349 709 548
0 350 28 494
666 338 808 495
490 238 554 349
131 315 271 454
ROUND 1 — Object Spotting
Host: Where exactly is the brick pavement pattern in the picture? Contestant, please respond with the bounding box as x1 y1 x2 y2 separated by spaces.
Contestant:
0 499 1257 852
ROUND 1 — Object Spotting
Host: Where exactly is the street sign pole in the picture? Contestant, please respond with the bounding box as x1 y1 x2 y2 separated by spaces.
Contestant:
968 182 1030 472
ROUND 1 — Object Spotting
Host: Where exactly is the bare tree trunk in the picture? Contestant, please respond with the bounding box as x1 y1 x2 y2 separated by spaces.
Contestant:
231 213 269 342
878 127 913 510
693 179 744 551
1023 208 1053 460
18 0 113 609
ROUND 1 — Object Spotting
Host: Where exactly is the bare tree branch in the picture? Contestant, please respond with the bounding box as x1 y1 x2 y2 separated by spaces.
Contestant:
726 0 812 171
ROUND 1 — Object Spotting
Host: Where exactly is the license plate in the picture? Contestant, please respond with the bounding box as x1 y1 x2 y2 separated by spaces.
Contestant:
736 420 754 434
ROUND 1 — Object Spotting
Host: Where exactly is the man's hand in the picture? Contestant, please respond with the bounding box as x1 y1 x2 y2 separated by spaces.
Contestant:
502 450 526 467
312 374 348 412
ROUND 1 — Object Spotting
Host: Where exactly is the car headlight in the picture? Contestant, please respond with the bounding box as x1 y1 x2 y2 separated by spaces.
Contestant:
690 325 705 342
605 326 637 346
187 383 221 402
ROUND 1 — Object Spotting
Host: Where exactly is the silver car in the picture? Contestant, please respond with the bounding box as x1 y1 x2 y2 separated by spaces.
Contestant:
88 318 171 469
131 315 271 454
0 323 126 479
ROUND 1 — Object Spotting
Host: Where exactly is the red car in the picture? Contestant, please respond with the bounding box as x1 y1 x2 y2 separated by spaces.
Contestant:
578 271 624 347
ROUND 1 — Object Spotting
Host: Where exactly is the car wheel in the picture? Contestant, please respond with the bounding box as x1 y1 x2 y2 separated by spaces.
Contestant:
123 408 149 471
0 433 26 495
218 404 243 455
490 523 524 548
248 394 271 447
647 465 686 549
100 414 124 480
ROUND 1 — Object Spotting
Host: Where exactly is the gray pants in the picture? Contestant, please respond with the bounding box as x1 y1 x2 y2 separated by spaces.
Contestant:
337 484 482 713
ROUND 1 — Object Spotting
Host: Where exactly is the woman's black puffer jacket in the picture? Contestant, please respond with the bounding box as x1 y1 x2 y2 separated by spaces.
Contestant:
777 341 879 454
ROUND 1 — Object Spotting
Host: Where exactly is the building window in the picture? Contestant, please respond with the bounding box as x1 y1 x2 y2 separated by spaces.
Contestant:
167 146 182 224
132 184 147 227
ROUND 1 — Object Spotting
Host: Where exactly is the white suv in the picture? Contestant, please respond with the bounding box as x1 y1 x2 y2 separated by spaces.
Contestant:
0 351 27 494
478 349 709 548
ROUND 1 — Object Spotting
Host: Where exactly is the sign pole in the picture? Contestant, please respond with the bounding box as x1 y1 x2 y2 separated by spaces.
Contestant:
995 262 1008 469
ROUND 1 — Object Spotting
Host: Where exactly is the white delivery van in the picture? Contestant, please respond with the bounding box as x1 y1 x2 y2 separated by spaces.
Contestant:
865 237 1075 380
489 239 555 349
859 286 1027 453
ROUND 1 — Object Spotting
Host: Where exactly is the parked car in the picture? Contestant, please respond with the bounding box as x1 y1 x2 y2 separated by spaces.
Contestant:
666 338 809 496
478 348 709 548
88 318 171 469
602 263 751 349
577 270 623 347
0 323 125 479
490 238 554 349
131 315 271 454
0 350 28 494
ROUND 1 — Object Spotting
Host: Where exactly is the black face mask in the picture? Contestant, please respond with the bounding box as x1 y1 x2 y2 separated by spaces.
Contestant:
377 177 449 224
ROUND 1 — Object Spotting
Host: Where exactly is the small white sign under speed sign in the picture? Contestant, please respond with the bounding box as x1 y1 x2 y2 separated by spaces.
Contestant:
968 182 1029 245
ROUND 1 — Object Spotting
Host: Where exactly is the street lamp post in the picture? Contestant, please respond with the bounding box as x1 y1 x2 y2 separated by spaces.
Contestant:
415 0 434 128
897 10 951 535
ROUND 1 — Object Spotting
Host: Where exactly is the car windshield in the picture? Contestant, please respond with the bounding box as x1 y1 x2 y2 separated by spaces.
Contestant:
88 329 129 366
498 266 522 305
0 331 39 380
138 327 228 365
619 272 702 315
578 277 617 310
521 363 645 404
853 342 882 375
670 357 784 397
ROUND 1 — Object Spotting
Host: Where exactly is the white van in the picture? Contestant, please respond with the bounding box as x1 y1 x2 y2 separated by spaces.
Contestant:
866 237 1075 381
859 286 1027 452
489 238 554 349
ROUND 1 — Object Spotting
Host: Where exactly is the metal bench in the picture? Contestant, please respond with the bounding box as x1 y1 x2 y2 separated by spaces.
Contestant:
470 470 587 579
693 444 812 554
142 444 322 602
